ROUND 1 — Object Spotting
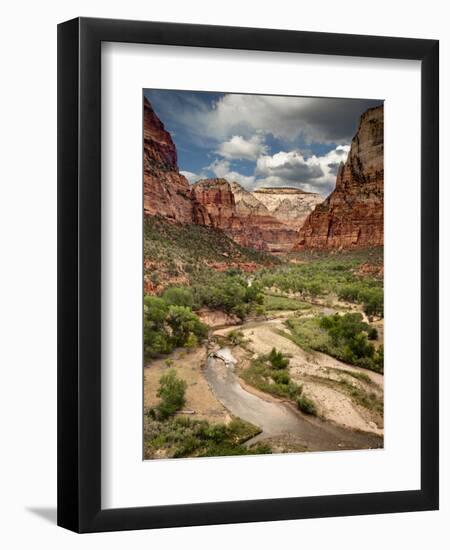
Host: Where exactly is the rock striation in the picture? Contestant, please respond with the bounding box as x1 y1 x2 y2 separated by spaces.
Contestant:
143 97 319 253
230 182 300 253
191 179 300 253
294 105 384 250
144 97 383 255
144 97 204 223
252 187 322 230
191 178 240 230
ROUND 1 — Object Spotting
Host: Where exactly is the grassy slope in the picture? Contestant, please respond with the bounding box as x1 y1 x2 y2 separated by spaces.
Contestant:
144 215 279 291
256 247 384 317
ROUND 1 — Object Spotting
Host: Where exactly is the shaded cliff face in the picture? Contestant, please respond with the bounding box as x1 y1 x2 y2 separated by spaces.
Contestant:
295 105 384 250
252 187 323 229
191 178 240 230
191 179 300 253
144 97 383 255
230 183 300 253
143 97 319 254
143 98 195 223
191 179 264 249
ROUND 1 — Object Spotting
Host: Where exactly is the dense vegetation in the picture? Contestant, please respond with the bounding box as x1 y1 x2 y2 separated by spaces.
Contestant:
142 215 385 457
240 348 317 415
284 312 384 373
263 293 311 312
190 270 265 319
145 370 271 458
144 295 208 360
160 278 264 318
144 416 272 458
144 221 383 365
255 250 384 317
145 269 270 360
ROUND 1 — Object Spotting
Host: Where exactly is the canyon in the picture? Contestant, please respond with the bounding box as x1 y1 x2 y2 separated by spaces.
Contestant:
294 105 384 250
252 187 322 230
144 97 384 253
143 97 384 458
191 179 302 253
143 98 196 223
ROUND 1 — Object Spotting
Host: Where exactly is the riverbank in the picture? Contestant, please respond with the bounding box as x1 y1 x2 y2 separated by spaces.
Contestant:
213 312 384 437
144 298 384 457
205 346 382 452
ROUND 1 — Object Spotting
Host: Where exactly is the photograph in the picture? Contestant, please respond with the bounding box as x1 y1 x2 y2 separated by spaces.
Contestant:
0 0 443 540
143 90 385 459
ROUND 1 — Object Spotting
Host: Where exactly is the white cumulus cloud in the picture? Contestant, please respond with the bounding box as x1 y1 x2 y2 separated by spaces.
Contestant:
198 94 380 144
255 145 350 195
207 159 230 178
216 134 268 160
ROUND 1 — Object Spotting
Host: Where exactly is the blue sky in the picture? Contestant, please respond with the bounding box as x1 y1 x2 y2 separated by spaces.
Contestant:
144 89 382 196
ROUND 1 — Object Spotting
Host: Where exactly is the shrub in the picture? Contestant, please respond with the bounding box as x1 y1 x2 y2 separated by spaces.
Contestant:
185 333 199 348
361 288 384 317
286 313 383 373
297 395 317 415
203 423 228 443
156 370 187 420
144 415 270 459
373 345 384 373
162 286 194 308
264 293 311 311
271 370 290 385
338 284 360 302
227 330 246 346
240 354 302 400
255 305 266 317
267 348 290 370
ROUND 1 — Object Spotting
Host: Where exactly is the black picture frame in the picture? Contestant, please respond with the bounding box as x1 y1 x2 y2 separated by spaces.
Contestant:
57 17 439 533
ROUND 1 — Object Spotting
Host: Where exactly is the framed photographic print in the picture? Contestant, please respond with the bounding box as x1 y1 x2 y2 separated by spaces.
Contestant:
57 17 439 532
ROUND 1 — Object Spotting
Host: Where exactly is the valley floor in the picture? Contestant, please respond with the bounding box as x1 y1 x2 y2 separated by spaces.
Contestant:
144 297 384 457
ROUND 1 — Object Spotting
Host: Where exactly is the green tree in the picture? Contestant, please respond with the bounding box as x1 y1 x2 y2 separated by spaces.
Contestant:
166 305 208 347
144 296 171 359
156 369 187 419
162 286 194 308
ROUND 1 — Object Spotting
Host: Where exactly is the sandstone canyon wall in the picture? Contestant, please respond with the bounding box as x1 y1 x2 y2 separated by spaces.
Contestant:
191 179 300 253
252 187 323 230
191 179 241 232
144 97 199 223
295 105 384 250
143 97 309 254
144 97 383 254
230 182 301 253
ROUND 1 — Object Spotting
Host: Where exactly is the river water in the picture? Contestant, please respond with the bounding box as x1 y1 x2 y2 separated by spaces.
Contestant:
205 347 382 451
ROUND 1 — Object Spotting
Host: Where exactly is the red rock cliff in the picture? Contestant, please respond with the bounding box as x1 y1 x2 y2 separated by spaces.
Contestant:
191 179 239 230
295 105 384 250
143 98 196 223
191 179 301 253
230 182 300 253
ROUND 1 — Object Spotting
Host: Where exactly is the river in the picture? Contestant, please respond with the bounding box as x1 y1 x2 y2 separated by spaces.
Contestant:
205 346 383 451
